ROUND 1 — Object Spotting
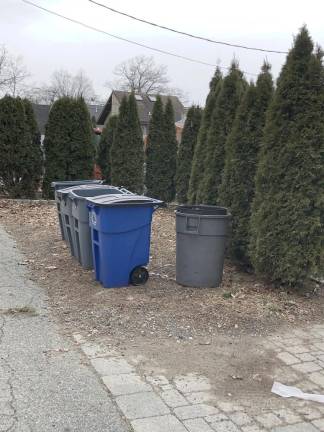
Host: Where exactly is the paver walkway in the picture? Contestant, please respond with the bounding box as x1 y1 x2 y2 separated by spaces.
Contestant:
75 325 324 432
2 224 324 432
0 226 130 432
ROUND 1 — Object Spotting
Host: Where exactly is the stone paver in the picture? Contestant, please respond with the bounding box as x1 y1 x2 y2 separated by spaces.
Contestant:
294 403 322 420
274 408 301 424
116 392 169 419
241 426 265 432
161 389 188 407
185 391 216 404
146 375 170 387
217 402 244 413
292 362 322 374
286 346 310 355
184 418 215 432
174 374 211 393
272 423 319 431
132 414 187 432
296 353 316 362
131 414 187 432
174 403 219 420
255 413 282 428
91 357 134 376
102 373 152 395
81 342 119 358
309 372 324 387
209 419 241 431
312 419 324 431
277 352 300 365
229 412 253 426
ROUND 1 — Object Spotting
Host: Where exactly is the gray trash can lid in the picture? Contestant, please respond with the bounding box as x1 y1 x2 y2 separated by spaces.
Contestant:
87 194 164 208
51 180 102 189
69 186 130 200
56 184 111 198
176 205 231 218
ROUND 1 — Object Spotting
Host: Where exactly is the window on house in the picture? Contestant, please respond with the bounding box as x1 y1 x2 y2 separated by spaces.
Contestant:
148 95 157 102
135 94 143 101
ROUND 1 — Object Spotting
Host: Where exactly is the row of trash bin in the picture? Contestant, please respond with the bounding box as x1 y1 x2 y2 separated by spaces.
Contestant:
52 180 163 288
52 180 232 289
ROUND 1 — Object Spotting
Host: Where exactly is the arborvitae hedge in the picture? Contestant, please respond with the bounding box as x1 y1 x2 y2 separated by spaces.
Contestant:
110 93 144 193
219 63 273 263
176 105 202 203
145 96 177 201
187 68 222 204
43 97 94 198
145 95 165 199
97 115 118 183
250 27 324 285
0 96 42 198
21 99 43 198
197 62 247 205
162 98 178 202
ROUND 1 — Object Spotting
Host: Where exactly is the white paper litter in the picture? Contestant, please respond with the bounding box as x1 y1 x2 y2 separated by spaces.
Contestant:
272 381 324 404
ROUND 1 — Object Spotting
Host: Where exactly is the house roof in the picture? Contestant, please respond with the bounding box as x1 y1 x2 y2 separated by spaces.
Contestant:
31 104 50 135
32 103 105 134
88 104 105 121
97 90 185 126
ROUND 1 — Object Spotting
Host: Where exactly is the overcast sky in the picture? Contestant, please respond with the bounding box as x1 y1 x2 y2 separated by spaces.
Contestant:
2 0 324 105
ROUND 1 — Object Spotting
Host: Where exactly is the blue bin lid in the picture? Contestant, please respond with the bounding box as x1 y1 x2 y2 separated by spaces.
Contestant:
87 194 164 208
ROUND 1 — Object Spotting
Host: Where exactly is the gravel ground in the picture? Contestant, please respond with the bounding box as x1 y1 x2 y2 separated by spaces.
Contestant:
0 199 323 400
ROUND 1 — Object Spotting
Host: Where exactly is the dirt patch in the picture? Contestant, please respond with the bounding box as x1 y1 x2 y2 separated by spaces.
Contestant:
0 199 323 403
0 305 38 316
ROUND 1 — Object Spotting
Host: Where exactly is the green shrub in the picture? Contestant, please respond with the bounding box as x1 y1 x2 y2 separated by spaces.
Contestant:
250 27 324 285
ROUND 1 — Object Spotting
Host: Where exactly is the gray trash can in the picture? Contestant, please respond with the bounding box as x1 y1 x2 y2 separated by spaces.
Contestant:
70 186 133 269
52 180 103 240
176 205 231 287
57 184 107 256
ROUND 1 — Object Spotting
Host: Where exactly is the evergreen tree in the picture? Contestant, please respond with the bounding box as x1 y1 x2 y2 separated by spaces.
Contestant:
162 98 178 201
21 99 43 198
250 27 324 285
197 62 247 205
145 95 165 198
97 115 118 183
187 68 222 203
110 93 144 193
0 96 42 198
219 63 273 263
43 97 94 198
176 105 202 203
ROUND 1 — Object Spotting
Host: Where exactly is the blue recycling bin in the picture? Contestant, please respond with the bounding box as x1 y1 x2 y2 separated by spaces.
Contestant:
87 194 163 288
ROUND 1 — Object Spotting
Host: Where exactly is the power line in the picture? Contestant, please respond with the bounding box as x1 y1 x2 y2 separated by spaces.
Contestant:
89 0 288 55
21 0 258 76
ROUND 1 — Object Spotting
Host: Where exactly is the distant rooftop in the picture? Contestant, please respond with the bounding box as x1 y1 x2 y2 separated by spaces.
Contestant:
97 90 185 126
32 103 105 134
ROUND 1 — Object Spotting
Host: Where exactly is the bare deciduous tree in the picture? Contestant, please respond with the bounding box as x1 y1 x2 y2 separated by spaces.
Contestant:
26 69 98 104
110 56 169 94
0 45 30 96
109 56 188 103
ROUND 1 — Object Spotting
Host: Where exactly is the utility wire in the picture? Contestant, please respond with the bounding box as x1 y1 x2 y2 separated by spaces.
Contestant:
89 0 288 55
21 0 258 76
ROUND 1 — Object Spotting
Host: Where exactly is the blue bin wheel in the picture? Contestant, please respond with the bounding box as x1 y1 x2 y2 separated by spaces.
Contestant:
130 266 149 286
